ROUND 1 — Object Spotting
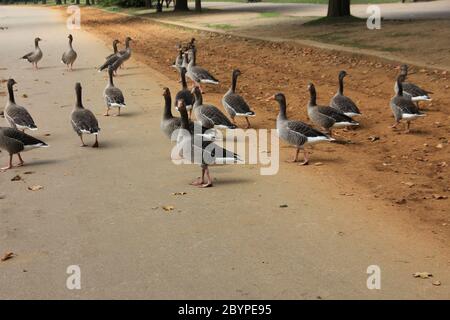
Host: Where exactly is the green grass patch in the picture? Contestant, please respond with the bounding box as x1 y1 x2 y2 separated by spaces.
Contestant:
259 11 281 18
206 23 235 30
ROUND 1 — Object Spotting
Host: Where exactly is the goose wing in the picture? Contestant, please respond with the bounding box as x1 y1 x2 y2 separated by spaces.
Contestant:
0 127 46 153
223 92 253 115
105 86 125 106
200 105 235 128
402 82 432 97
6 105 37 129
391 96 421 115
71 109 100 134
316 106 355 123
331 94 360 115
190 66 219 83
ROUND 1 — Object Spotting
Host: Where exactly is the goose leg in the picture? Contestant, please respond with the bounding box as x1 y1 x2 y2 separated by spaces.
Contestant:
200 166 213 188
1 154 13 171
245 117 251 129
79 135 87 147
104 107 110 116
391 121 400 129
299 148 309 166
92 135 99 148
287 148 300 163
115 107 121 117
188 109 192 120
191 167 205 186
405 121 411 133
17 153 25 167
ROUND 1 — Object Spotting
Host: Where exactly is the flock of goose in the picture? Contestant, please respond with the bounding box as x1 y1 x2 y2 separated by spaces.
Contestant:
0 35 433 188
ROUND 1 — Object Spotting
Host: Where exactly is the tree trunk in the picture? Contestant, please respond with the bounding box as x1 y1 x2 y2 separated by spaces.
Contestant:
75 0 80 5
145 0 153 8
327 0 351 17
156 0 163 12
195 0 201 12
174 0 189 11
55 0 62 4
86 0 90 5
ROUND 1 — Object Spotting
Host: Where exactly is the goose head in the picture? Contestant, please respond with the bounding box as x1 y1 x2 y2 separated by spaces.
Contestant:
233 69 242 77
68 34 73 41
162 87 171 99
338 70 347 79
7 78 17 87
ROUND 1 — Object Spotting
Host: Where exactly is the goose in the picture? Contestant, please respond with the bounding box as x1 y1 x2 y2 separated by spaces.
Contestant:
222 69 255 128
105 39 120 60
175 99 241 188
98 37 132 73
61 34 77 71
21 37 43 70
390 75 426 133
175 67 195 119
71 83 100 147
4 79 37 132
191 87 237 129
103 66 126 116
397 65 433 104
172 47 184 73
0 127 48 171
161 87 215 141
186 38 196 65
184 52 219 93
268 93 333 165
330 70 361 118
307 83 358 136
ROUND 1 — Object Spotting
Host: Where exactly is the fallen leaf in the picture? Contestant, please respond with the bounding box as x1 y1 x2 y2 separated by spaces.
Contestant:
395 198 407 205
368 136 380 142
279 204 288 208
11 175 22 181
432 194 448 200
402 182 415 188
162 205 174 212
23 171 35 175
314 162 323 166
28 185 43 191
436 143 443 149
1 252 15 262
413 272 433 279
22 94 28 98
172 192 187 196
432 281 441 286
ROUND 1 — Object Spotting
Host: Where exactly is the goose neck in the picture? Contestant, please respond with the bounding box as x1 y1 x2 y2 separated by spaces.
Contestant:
7 82 15 104
338 76 344 95
163 94 173 119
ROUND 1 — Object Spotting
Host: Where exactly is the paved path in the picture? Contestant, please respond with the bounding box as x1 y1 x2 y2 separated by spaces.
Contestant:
0 6 449 299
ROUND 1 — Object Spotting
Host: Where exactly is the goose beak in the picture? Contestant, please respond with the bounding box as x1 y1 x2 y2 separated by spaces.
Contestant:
265 95 275 102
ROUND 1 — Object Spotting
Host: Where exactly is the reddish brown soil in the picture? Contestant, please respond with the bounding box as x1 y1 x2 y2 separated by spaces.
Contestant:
76 7 449 232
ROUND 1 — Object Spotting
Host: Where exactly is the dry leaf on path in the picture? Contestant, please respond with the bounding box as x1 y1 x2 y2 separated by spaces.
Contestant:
162 205 174 212
413 272 433 279
11 175 22 181
1 252 15 262
172 192 187 196
432 281 441 286
28 185 43 191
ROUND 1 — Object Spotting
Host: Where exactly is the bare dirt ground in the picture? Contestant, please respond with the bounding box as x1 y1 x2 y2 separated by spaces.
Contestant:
75 7 450 234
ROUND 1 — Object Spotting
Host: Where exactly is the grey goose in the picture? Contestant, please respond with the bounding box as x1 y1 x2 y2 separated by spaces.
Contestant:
175 99 241 188
71 83 100 147
105 39 120 60
191 87 237 129
390 75 426 133
330 70 361 118
175 67 195 119
172 47 184 73
184 52 219 93
4 79 37 132
161 87 215 141
0 127 48 171
222 69 255 128
61 34 77 71
103 66 126 116
98 37 132 73
307 83 358 136
21 37 43 70
269 93 333 165
397 64 432 104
